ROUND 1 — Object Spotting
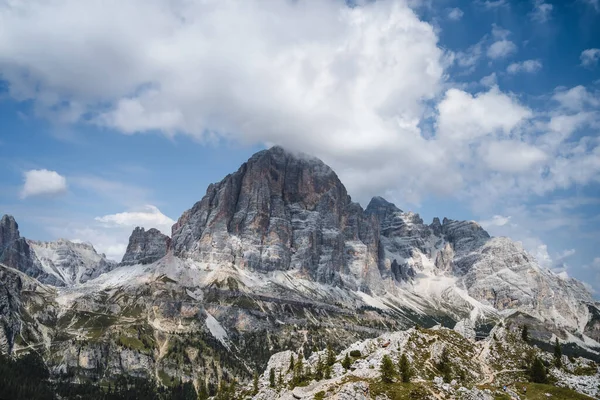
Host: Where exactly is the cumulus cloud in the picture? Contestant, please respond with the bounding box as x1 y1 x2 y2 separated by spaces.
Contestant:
95 205 175 235
436 87 532 141
447 8 464 20
487 40 517 59
479 215 512 228
1 0 599 215
507 59 542 74
483 141 547 172
21 169 67 198
530 0 553 22
581 48 600 68
480 73 497 87
552 85 599 111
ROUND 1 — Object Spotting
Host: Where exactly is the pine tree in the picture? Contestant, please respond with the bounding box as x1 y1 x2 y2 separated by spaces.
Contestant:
342 352 352 370
554 338 562 368
293 354 304 386
324 363 332 380
437 347 452 383
278 370 283 388
253 371 259 395
198 381 209 400
315 355 324 381
529 357 548 383
326 343 336 366
399 354 412 383
288 354 295 372
522 325 529 342
380 355 397 383
269 368 276 388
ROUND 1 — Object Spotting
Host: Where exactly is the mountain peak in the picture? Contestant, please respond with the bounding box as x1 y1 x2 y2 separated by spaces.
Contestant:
0 214 21 248
121 226 170 266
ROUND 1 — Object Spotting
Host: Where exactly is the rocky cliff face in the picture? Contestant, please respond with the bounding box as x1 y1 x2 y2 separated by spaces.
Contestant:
171 146 382 289
28 239 117 285
0 266 23 354
0 215 62 286
1 147 599 396
0 215 116 286
121 227 170 266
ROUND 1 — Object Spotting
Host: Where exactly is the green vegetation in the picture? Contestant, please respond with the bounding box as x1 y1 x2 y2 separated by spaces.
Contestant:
573 362 598 376
380 355 397 383
269 368 275 388
529 357 548 384
554 338 562 368
342 352 352 370
437 346 453 383
522 325 529 342
0 351 198 400
399 353 412 383
349 350 361 358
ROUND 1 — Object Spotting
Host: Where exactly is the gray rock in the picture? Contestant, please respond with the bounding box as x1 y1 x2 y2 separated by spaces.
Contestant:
0 215 62 285
121 227 170 265
171 146 381 288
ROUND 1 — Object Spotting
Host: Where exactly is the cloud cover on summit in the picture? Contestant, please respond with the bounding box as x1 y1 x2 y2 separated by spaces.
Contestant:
0 0 599 291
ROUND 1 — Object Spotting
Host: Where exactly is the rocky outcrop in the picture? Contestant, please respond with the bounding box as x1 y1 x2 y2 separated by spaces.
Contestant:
0 215 62 286
121 227 170 266
1 214 117 286
28 239 117 285
171 146 381 288
0 266 23 354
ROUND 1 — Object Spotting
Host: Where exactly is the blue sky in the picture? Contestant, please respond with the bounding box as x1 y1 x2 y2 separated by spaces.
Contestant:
0 0 599 293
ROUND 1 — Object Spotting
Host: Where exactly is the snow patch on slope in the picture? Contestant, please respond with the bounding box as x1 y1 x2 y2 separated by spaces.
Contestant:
205 312 229 349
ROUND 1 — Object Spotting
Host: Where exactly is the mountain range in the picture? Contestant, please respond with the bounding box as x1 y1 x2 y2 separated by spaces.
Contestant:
0 146 598 398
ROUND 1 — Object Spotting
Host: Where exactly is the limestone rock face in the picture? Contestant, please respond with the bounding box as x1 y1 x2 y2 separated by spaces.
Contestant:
0 215 62 286
121 227 170 266
0 214 116 286
28 239 117 285
171 146 382 288
0 267 23 353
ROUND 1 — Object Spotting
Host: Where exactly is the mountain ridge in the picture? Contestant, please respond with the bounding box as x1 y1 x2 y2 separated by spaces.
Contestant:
0 145 599 398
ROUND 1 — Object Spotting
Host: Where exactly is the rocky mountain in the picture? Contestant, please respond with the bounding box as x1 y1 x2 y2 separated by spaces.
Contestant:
121 227 170 266
253 324 600 399
0 215 117 287
1 146 599 399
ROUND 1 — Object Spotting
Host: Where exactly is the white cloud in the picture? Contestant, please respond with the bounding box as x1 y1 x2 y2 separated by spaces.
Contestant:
552 85 599 111
2 0 600 229
530 0 553 22
0 0 451 204
507 59 542 74
479 215 512 228
447 8 464 20
483 141 547 172
95 205 175 235
20 169 67 198
491 25 511 40
436 87 532 141
487 40 517 59
480 73 497 87
581 48 600 68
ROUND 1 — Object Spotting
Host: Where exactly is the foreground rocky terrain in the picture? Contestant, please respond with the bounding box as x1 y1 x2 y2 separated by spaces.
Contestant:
0 146 599 398
253 324 600 399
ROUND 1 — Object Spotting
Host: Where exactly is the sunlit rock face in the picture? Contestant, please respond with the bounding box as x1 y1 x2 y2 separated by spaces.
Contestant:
170 146 382 288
